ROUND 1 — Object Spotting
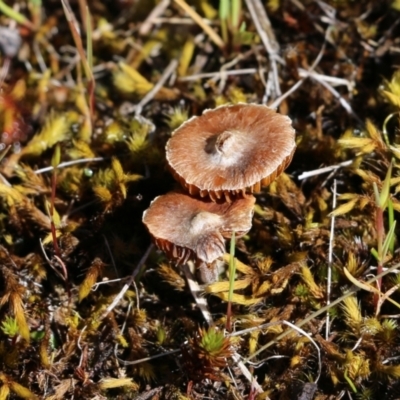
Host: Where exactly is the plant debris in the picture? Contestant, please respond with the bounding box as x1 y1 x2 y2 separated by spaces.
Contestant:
2 0 400 399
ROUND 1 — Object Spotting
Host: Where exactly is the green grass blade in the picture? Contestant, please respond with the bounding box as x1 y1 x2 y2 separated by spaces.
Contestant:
382 220 396 260
0 0 32 26
379 160 393 209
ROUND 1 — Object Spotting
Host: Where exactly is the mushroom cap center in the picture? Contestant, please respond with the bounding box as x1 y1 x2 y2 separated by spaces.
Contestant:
189 211 222 235
205 129 250 167
215 130 235 154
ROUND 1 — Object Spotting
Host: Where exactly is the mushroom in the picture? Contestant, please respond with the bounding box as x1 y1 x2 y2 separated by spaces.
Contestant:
166 103 296 202
142 191 255 266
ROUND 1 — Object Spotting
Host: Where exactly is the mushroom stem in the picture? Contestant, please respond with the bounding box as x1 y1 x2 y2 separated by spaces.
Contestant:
196 260 219 283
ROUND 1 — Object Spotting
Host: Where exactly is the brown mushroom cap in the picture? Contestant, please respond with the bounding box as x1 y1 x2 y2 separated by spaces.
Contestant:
166 103 296 201
142 191 255 264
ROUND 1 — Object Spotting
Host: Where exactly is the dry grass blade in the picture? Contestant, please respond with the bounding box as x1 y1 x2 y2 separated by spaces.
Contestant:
60 0 95 130
173 0 224 48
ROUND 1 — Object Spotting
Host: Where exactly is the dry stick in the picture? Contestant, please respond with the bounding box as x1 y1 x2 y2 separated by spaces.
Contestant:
103 235 120 282
173 0 224 49
179 67 263 81
325 179 337 340
99 244 153 321
91 277 130 291
232 320 322 384
34 157 104 174
269 24 356 114
246 260 400 362
0 147 12 187
298 69 353 89
139 0 170 36
178 23 332 108
152 16 212 25
216 54 245 93
32 40 48 72
39 239 67 281
52 253 69 283
289 0 325 36
179 65 353 87
134 58 178 116
269 31 327 109
308 71 362 123
298 160 353 180
116 348 181 366
244 0 281 98
114 301 179 369
49 153 62 259
182 262 214 326
231 352 265 396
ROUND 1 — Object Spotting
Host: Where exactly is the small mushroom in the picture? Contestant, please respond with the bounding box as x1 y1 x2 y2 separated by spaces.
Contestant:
142 191 255 265
166 103 296 202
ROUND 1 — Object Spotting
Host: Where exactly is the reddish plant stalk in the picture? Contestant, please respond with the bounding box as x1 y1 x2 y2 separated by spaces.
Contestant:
226 301 232 333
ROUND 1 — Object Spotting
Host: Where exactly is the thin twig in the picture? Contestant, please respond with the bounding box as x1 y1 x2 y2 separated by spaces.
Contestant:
39 239 67 281
228 320 321 383
246 260 400 361
152 17 212 25
103 235 119 280
269 29 328 109
114 298 180 367
308 70 361 123
139 0 170 36
298 69 353 88
99 244 153 321
216 54 245 93
325 179 337 339
244 0 281 98
298 159 353 180
179 67 264 81
116 348 181 366
91 277 129 291
53 255 68 281
283 320 321 383
34 156 104 174
134 58 178 116
231 352 265 395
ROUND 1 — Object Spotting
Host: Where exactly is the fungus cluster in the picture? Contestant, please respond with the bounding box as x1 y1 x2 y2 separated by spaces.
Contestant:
143 103 296 281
